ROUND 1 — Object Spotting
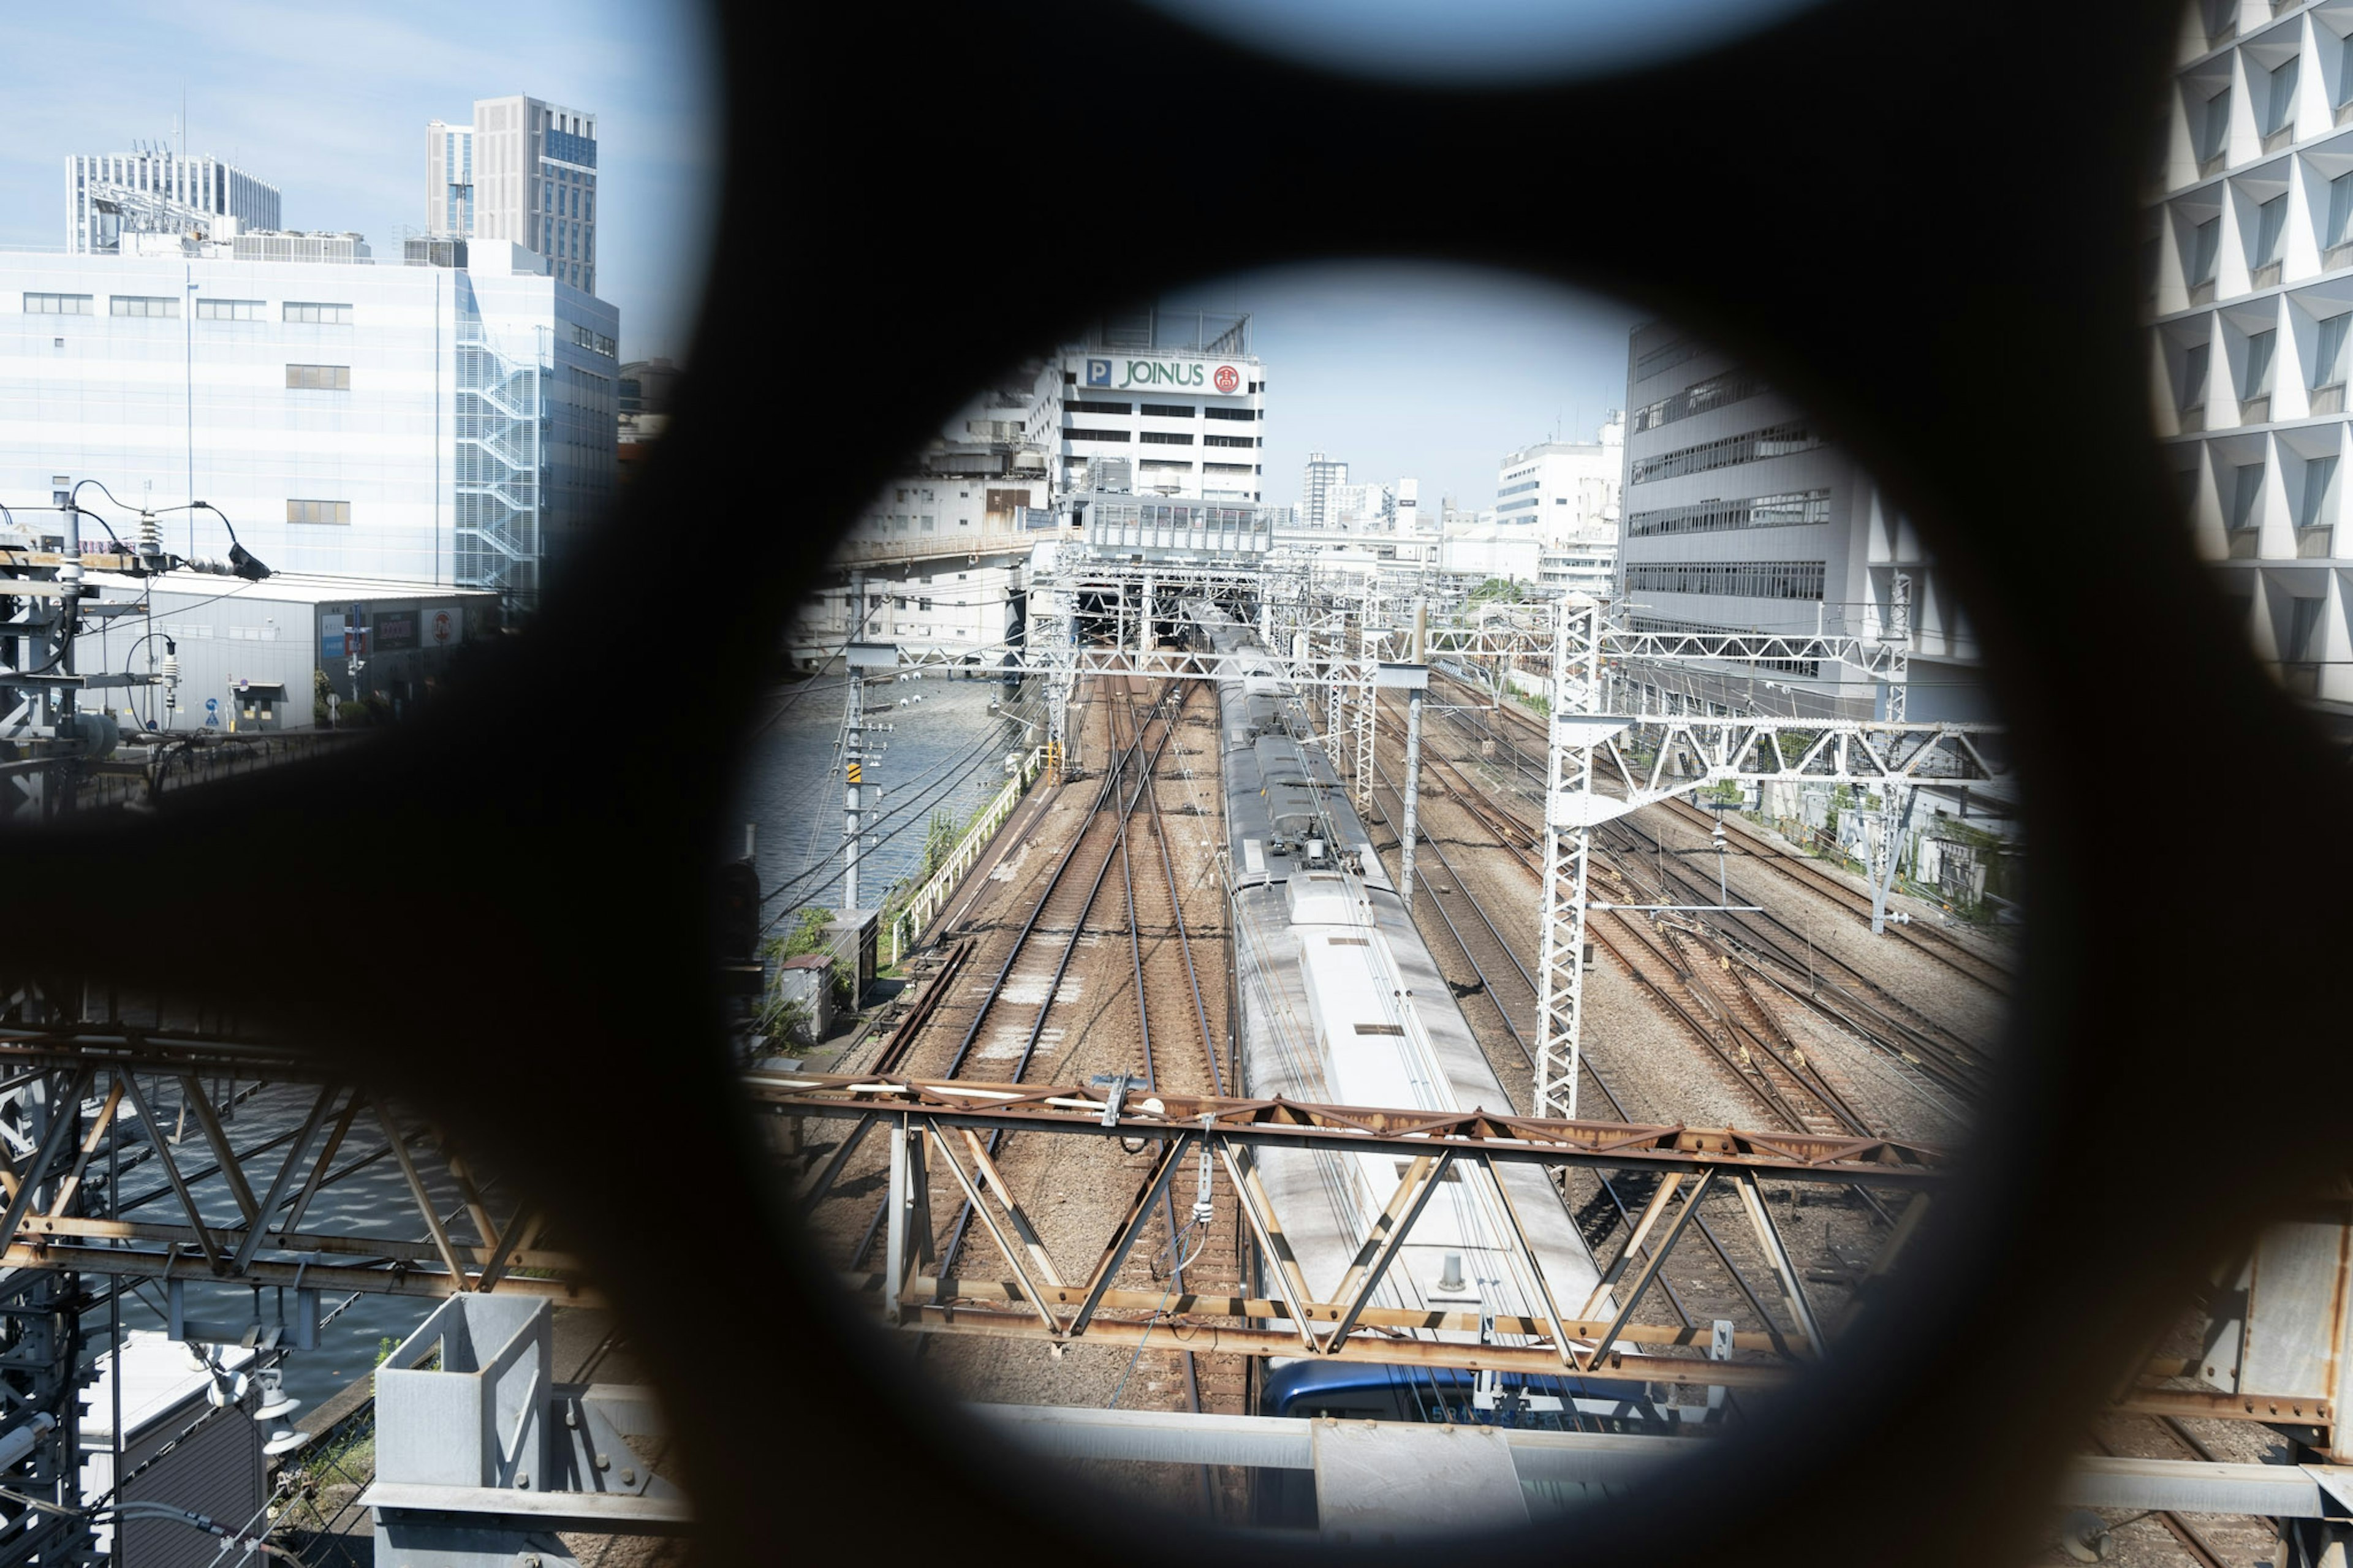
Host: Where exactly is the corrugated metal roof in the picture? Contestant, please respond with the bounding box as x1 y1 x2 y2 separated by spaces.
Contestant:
78 1331 257 1445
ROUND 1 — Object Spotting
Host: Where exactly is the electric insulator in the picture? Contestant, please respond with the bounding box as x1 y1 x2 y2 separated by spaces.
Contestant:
162 651 181 711
138 510 161 560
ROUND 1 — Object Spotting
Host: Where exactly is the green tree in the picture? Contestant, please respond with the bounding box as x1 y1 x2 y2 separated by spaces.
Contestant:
920 809 960 882
759 907 851 1020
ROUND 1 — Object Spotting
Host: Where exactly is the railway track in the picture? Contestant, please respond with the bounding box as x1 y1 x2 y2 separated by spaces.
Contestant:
1390 688 1993 1107
1347 748 1818 1357
1653 795 2015 994
1377 735 1883 1143
1429 668 2017 1001
834 672 1248 1511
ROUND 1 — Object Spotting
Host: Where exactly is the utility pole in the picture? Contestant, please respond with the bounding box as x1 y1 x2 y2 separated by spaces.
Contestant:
1868 572 1912 935
1398 598 1428 904
844 570 868 913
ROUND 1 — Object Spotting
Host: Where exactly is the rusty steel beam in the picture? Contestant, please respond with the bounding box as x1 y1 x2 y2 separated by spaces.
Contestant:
0 1238 594 1303
886 1302 1796 1386
17 1211 580 1275
840 1273 1794 1350
751 1071 1948 1185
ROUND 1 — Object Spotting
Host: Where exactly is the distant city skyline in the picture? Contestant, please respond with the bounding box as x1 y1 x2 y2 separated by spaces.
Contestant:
0 0 719 363
1157 263 1643 513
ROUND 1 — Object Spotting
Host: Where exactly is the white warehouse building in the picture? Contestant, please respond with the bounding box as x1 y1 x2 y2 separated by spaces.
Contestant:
0 242 618 607
2149 0 2353 735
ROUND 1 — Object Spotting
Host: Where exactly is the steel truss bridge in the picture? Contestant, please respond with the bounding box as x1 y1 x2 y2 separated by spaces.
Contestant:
0 1024 582 1563
757 1070 2333 1448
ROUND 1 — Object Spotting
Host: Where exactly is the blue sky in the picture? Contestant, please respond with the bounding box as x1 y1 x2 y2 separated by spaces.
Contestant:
0 7 1659 502
1160 263 1644 510
0 0 722 363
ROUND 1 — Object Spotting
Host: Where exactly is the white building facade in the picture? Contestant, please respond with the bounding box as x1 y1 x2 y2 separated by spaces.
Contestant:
2148 0 2353 732
1330 479 1392 528
1615 323 1979 721
0 244 618 605
66 150 280 254
1495 418 1624 548
1036 312 1265 501
426 96 599 295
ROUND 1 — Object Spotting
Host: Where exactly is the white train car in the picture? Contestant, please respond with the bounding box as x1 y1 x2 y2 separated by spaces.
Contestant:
1181 599 1644 1461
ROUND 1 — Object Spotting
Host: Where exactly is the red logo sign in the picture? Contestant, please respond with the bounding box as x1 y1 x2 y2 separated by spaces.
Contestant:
1214 364 1240 394
431 610 453 644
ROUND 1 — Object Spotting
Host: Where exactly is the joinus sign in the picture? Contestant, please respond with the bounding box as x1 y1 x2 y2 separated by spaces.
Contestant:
1078 356 1246 395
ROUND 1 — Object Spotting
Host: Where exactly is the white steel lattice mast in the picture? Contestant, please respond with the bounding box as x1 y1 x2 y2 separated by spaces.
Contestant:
1351 572 1377 808
1866 571 1912 934
1533 596 1607 1121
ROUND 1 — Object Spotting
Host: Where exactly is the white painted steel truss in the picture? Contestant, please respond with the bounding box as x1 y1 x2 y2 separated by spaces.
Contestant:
1529 597 1999 1121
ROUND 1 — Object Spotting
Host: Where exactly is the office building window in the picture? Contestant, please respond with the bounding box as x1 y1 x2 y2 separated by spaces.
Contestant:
287 499 351 526
2190 217 2221 286
285 364 352 390
2268 56 2299 135
2230 462 2265 530
1623 561 1828 600
284 301 354 324
1628 422 1821 483
2181 341 2210 408
22 294 91 315
2200 87 2231 161
2302 455 2338 529
1139 431 1194 445
1137 460 1194 472
1631 366 1770 433
2332 173 2353 251
1204 406 1257 422
1204 434 1257 448
1064 428 1131 442
1065 401 1131 415
196 298 263 320
1203 462 1255 474
2244 329 2277 398
1139 404 1196 418
2316 314 2351 388
110 295 178 318
2256 194 2287 267
1626 489 1835 539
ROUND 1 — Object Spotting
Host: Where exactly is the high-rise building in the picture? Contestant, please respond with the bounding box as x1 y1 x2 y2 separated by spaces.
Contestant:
1614 322 1981 721
1032 311 1266 501
0 241 618 607
2147 0 2353 732
425 121 475 240
427 96 599 294
65 149 279 253
1301 451 1346 527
